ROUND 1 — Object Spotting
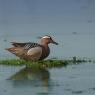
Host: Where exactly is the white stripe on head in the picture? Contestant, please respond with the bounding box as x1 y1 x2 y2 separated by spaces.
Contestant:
42 36 51 39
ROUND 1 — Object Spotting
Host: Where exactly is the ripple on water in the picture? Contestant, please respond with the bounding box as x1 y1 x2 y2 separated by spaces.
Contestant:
89 87 95 91
72 90 83 94
64 88 72 91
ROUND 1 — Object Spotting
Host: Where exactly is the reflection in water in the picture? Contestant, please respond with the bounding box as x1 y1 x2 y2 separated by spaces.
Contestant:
9 67 51 94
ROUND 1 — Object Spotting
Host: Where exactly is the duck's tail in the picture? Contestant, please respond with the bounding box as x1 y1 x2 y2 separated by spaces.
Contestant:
6 47 23 56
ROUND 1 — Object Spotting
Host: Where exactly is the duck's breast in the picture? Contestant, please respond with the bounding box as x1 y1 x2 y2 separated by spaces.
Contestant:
39 46 50 60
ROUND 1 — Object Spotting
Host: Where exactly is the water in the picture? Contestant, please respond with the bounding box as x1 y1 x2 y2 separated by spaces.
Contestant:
0 63 95 95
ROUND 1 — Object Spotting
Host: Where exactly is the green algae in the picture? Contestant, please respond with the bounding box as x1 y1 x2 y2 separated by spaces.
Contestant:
0 59 66 68
0 57 90 68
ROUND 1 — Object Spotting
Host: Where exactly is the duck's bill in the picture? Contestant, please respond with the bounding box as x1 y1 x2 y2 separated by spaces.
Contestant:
52 41 58 45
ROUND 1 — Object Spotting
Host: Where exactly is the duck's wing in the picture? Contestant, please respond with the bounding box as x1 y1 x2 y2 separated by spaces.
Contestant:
11 42 28 47
7 42 43 61
11 42 39 47
23 43 43 60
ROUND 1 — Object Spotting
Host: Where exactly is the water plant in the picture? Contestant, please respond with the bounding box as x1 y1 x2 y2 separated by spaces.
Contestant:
0 56 91 68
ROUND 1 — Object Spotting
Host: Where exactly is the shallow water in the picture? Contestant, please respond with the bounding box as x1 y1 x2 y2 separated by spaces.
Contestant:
0 63 95 95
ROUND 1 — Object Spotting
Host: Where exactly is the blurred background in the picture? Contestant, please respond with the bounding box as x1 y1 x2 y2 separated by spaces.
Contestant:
0 0 95 59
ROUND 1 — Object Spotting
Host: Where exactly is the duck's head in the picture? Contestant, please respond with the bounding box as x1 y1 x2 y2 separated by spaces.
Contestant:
39 35 58 45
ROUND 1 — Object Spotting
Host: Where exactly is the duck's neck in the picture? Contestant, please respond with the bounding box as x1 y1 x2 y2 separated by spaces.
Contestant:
39 42 50 60
42 43 50 55
40 42 49 47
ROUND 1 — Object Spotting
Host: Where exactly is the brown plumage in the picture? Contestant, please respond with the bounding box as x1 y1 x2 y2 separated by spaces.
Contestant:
6 35 58 61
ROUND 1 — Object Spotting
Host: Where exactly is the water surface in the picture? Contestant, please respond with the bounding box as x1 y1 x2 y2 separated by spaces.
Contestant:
0 63 95 95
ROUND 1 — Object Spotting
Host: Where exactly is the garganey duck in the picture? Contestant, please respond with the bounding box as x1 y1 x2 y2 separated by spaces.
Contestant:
6 35 58 61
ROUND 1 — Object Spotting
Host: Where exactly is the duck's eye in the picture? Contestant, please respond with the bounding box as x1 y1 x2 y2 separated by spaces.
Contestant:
50 37 52 39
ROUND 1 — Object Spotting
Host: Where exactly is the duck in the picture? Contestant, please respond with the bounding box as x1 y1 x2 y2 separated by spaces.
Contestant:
6 35 58 61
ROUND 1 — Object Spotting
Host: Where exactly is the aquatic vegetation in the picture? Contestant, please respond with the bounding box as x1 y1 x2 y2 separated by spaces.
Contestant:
0 59 66 68
0 57 91 68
